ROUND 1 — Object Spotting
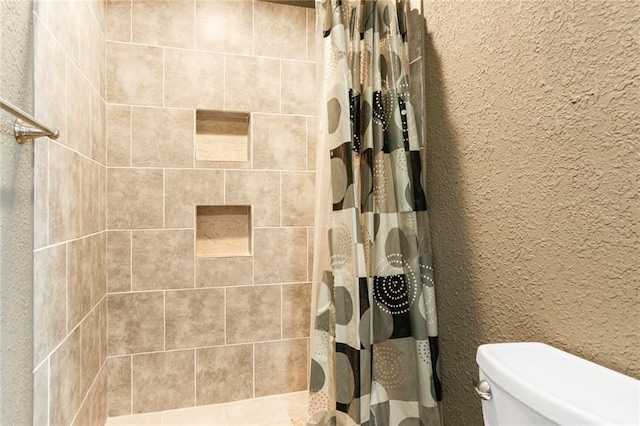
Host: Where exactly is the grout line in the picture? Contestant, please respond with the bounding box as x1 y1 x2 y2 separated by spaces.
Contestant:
129 0 133 44
46 139 50 246
33 292 109 373
46 357 50 426
193 349 197 407
130 355 133 414
103 40 315 64
162 48 166 107
96 337 308 359
105 165 315 172
252 343 256 399
279 171 283 227
223 288 227 345
280 285 284 340
65 243 69 333
33 229 107 254
129 230 133 291
129 106 132 167
104 101 317 117
163 291 166 351
162 169 166 228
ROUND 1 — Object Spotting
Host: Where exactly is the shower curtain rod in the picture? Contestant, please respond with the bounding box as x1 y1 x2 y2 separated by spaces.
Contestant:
0 98 59 144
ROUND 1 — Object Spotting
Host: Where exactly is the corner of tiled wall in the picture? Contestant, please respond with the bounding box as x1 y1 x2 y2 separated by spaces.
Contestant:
103 0 318 418
33 0 109 425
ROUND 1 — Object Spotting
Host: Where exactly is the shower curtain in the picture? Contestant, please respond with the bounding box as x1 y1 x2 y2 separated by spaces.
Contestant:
308 0 442 425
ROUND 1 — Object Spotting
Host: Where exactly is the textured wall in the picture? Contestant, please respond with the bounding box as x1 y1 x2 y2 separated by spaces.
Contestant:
104 0 316 417
0 1 34 424
32 0 109 425
423 1 639 424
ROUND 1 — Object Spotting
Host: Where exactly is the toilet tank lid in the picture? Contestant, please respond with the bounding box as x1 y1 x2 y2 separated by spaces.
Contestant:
476 342 640 426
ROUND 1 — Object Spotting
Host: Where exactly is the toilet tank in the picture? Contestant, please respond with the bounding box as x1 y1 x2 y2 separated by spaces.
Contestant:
476 342 640 425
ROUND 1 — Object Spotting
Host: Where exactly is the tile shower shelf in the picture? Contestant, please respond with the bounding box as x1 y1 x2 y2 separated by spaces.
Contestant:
196 110 250 163
196 205 252 257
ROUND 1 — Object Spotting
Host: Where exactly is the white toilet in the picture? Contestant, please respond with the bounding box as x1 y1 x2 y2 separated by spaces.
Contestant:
475 342 640 425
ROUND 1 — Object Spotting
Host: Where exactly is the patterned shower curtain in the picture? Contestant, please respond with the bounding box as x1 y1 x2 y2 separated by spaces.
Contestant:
308 1 442 425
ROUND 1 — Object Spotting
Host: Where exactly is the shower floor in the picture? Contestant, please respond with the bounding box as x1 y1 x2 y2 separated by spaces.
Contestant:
104 391 307 426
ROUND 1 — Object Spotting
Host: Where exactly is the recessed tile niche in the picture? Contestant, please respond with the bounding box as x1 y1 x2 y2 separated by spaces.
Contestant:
196 206 252 257
196 110 250 163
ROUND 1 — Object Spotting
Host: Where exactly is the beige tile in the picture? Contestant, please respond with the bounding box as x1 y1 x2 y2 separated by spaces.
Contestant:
282 283 312 339
254 1 306 60
195 0 252 54
48 1 82 64
80 1 107 96
196 345 253 405
106 104 131 166
132 0 194 48
66 60 92 157
132 350 195 413
164 169 224 228
163 404 227 426
107 42 163 105
254 228 307 284
105 412 163 426
34 244 66 365
50 328 82 426
307 227 314 281
107 168 163 229
196 206 251 257
81 307 102 396
91 89 107 164
165 288 225 350
252 114 306 171
80 156 106 235
107 231 131 292
34 140 48 249
33 361 48 426
67 233 107 329
34 17 67 147
132 230 195 290
226 285 281 344
281 172 315 226
106 0 131 42
225 170 280 227
306 117 318 171
89 0 107 32
165 49 224 109
72 386 92 426
108 292 164 355
99 297 108 365
224 396 289 426
49 142 82 244
108 356 132 416
255 339 308 397
91 367 109 426
225 56 280 113
34 0 48 22
131 107 194 167
281 61 316 116
306 8 316 61
196 256 253 287
280 391 309 421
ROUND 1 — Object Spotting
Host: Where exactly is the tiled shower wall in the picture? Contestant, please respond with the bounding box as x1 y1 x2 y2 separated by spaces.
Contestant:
32 0 109 425
103 0 317 416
